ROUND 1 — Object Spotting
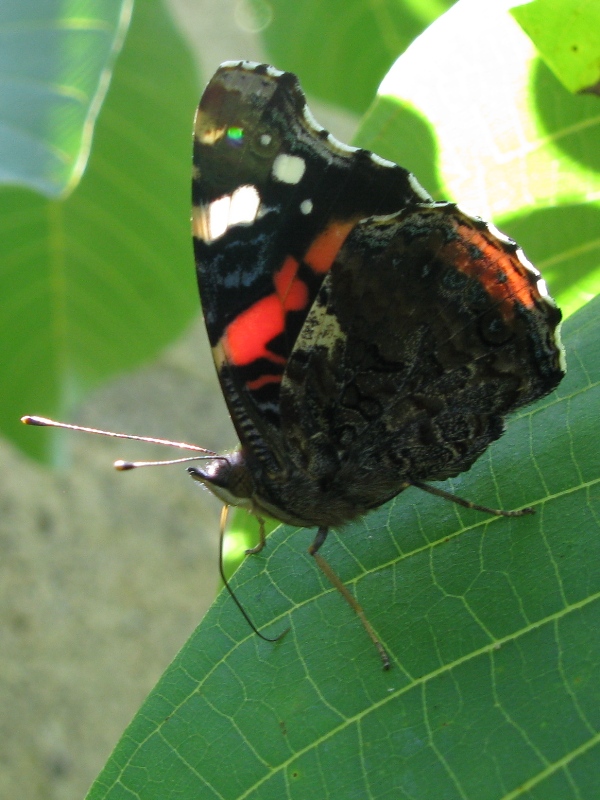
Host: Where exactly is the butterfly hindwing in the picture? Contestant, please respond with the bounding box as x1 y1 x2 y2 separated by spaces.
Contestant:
277 204 564 523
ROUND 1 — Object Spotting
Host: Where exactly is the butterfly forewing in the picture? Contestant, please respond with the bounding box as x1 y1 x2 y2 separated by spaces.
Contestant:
191 60 431 452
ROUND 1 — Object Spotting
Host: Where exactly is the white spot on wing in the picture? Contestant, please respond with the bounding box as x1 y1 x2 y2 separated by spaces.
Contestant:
370 152 396 168
229 184 261 226
272 153 306 184
486 221 515 247
327 133 358 155
408 172 433 201
219 60 284 79
455 203 483 223
260 134 272 146
555 322 567 372
535 277 550 298
516 248 541 278
208 196 230 241
300 199 313 214
220 59 251 69
264 64 285 78
302 103 325 134
193 185 261 243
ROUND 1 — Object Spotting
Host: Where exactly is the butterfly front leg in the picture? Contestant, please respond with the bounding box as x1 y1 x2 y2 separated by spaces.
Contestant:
245 513 267 554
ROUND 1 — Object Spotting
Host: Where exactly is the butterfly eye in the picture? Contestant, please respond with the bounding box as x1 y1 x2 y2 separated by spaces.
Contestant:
226 127 244 146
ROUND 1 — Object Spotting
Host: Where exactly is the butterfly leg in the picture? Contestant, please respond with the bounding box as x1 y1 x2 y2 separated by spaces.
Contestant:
410 480 534 516
245 514 267 554
309 526 391 670
218 506 287 642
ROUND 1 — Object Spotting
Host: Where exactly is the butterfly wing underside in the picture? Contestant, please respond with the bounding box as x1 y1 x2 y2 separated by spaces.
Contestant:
191 61 431 471
277 205 564 520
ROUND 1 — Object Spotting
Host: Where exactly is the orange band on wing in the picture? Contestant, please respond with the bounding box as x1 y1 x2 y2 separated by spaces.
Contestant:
304 220 356 274
449 225 536 317
222 218 357 373
224 295 287 366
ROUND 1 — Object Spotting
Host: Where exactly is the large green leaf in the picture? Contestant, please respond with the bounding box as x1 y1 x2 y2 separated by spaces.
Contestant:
356 0 600 318
0 0 200 460
86 293 599 800
260 0 456 114
0 0 131 198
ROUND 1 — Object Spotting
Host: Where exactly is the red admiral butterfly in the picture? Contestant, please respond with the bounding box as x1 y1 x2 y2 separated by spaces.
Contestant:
25 61 565 669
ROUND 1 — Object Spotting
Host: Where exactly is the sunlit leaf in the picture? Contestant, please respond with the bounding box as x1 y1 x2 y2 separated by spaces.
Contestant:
356 0 600 317
511 0 600 94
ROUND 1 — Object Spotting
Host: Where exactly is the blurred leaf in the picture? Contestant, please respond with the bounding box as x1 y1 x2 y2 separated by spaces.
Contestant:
3 0 200 461
86 293 599 800
511 0 600 94
260 0 456 114
356 0 600 317
0 0 132 198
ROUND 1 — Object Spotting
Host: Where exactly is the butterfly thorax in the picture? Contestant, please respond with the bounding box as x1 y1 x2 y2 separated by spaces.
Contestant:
187 443 404 528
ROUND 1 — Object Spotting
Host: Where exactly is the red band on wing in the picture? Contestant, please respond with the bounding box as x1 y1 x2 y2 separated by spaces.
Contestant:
246 373 283 391
274 256 307 308
223 256 309 368
222 222 356 392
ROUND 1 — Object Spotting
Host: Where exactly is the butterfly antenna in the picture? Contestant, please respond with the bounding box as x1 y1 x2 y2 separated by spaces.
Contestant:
21 415 219 469
115 456 216 470
218 506 288 643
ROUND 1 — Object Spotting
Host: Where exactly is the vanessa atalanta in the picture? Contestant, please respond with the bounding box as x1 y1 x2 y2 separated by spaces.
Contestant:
186 61 565 665
25 61 565 669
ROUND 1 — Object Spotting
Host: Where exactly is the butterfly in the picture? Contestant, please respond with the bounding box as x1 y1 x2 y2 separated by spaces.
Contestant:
25 61 565 668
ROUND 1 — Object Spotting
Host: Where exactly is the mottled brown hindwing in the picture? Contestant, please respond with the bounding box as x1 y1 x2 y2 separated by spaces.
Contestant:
275 205 563 525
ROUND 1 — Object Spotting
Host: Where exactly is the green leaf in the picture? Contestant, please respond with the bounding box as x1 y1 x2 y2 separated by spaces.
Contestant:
356 0 600 317
2 0 200 461
86 296 599 800
260 0 456 114
0 0 132 198
511 0 600 94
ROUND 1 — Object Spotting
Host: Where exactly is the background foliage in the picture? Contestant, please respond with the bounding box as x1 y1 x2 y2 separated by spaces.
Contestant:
0 0 199 460
3 0 599 798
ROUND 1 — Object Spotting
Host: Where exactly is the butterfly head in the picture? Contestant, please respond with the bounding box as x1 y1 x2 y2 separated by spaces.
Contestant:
187 447 257 510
